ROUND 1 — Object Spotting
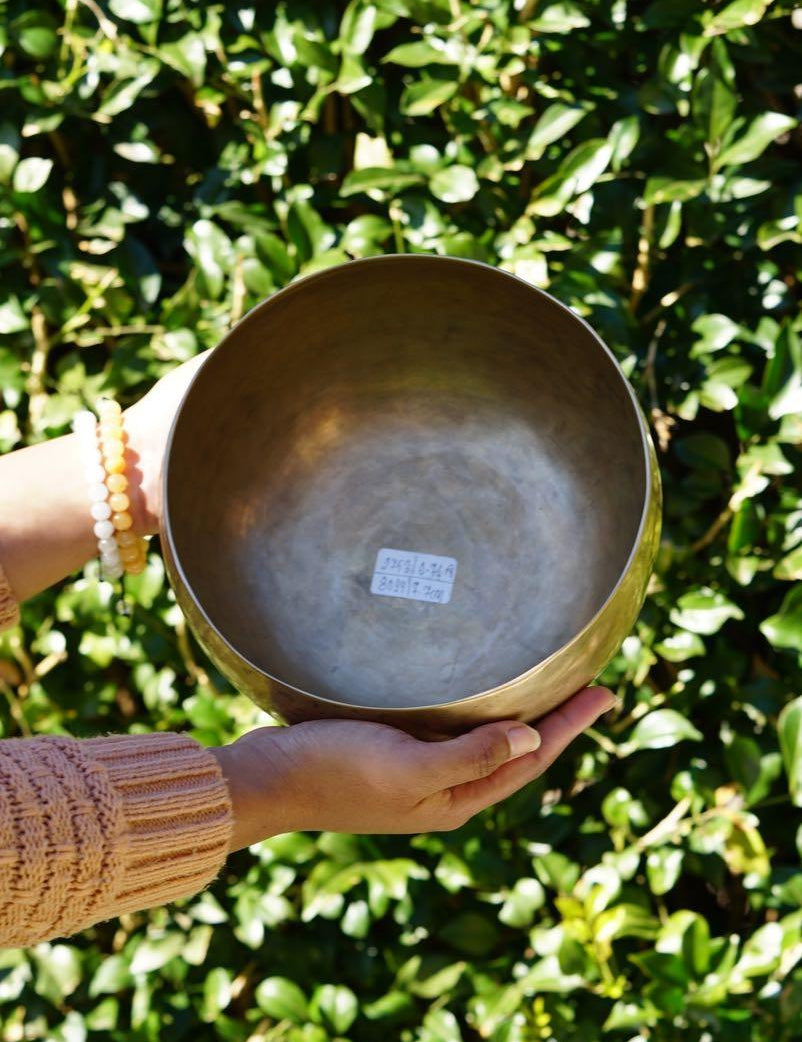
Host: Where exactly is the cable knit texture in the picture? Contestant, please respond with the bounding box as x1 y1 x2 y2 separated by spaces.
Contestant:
0 582 233 949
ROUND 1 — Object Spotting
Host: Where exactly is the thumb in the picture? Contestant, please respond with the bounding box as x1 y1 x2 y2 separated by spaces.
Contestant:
415 719 542 791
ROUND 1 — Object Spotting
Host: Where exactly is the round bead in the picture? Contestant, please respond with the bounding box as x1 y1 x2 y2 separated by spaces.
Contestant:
125 556 146 575
119 544 141 563
115 529 137 547
97 398 122 419
112 511 133 531
84 464 106 485
102 438 125 459
103 561 125 580
105 456 126 475
101 548 121 566
93 519 115 540
72 410 97 434
108 492 130 513
106 472 127 493
90 501 111 521
99 427 123 446
98 537 118 555
88 483 108 503
79 437 101 457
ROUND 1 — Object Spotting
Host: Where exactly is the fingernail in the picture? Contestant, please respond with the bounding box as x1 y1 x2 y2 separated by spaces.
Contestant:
506 725 541 758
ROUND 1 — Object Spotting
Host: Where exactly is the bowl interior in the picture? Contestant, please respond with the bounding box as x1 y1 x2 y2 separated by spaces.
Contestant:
165 257 647 709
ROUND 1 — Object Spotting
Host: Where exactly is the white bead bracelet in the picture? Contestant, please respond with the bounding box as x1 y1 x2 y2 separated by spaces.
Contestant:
72 409 125 580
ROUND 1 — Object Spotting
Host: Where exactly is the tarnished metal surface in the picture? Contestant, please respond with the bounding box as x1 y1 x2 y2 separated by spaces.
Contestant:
161 255 662 739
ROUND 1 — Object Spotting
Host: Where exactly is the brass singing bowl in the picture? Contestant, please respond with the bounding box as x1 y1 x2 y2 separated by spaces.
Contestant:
161 255 661 740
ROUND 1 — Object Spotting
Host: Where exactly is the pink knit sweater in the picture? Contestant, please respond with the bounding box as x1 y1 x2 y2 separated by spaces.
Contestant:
0 561 233 949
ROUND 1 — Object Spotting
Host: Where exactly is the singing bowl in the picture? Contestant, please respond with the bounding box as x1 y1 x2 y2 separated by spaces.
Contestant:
161 255 661 740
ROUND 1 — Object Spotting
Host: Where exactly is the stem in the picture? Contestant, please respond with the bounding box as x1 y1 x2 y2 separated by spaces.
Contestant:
584 726 619 756
389 202 405 253
643 317 675 452
0 678 32 737
688 506 734 554
630 204 654 313
26 307 51 434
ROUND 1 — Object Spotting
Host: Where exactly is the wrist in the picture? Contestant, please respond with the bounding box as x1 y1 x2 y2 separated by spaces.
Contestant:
210 736 294 851
122 404 161 537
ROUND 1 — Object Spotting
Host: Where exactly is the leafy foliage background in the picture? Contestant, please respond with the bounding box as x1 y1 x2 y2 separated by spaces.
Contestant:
1 0 802 1039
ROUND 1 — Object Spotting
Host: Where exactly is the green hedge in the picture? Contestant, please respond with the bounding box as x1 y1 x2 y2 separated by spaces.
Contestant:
1 1 802 1039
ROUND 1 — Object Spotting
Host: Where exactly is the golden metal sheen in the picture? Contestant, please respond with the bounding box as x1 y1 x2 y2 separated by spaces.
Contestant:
161 255 662 740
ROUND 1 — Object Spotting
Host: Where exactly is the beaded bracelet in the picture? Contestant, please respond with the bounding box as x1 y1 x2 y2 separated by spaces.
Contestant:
72 401 148 581
96 399 148 576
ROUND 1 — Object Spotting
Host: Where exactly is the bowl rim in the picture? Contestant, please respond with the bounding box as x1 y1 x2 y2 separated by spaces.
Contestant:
161 253 658 714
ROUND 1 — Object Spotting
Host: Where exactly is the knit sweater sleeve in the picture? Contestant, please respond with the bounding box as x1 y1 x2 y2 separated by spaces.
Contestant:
0 562 233 949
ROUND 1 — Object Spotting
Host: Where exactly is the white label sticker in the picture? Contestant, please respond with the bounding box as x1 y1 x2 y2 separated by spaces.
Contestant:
370 548 457 605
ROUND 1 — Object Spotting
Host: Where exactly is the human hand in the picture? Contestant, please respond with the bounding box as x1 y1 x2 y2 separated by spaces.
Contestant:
211 686 615 850
124 351 211 536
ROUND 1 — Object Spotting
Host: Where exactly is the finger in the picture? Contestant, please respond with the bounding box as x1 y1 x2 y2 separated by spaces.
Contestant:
446 686 615 820
411 719 543 792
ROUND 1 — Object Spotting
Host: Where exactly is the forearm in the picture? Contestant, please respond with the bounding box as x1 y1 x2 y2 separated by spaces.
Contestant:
0 424 151 605
0 433 96 603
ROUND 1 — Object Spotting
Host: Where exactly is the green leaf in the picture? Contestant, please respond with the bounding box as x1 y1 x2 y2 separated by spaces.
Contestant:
646 848 685 895
766 322 802 420
341 166 425 196
626 709 703 752
419 1008 464 1042
691 313 740 354
734 921 783 977
13 156 53 193
430 165 479 203
498 877 546 927
89 955 133 997
716 112 797 169
255 977 309 1024
675 433 731 470
761 586 802 654
529 138 612 216
129 934 185 974
32 946 83 1004
529 2 591 32
0 122 20 183
201 967 232 1022
185 219 232 298
439 912 501 956
643 177 706 204
384 39 461 67
655 630 706 662
340 2 378 55
12 12 59 58
525 103 591 161
310 984 359 1034
159 33 207 87
704 0 773 36
109 0 162 23
778 696 802 805
692 40 737 147
0 296 28 334
400 78 458 116
608 115 641 171
671 589 744 634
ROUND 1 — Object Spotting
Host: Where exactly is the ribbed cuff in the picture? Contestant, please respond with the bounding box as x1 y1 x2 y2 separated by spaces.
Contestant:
83 732 233 918
0 732 232 947
0 559 19 631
